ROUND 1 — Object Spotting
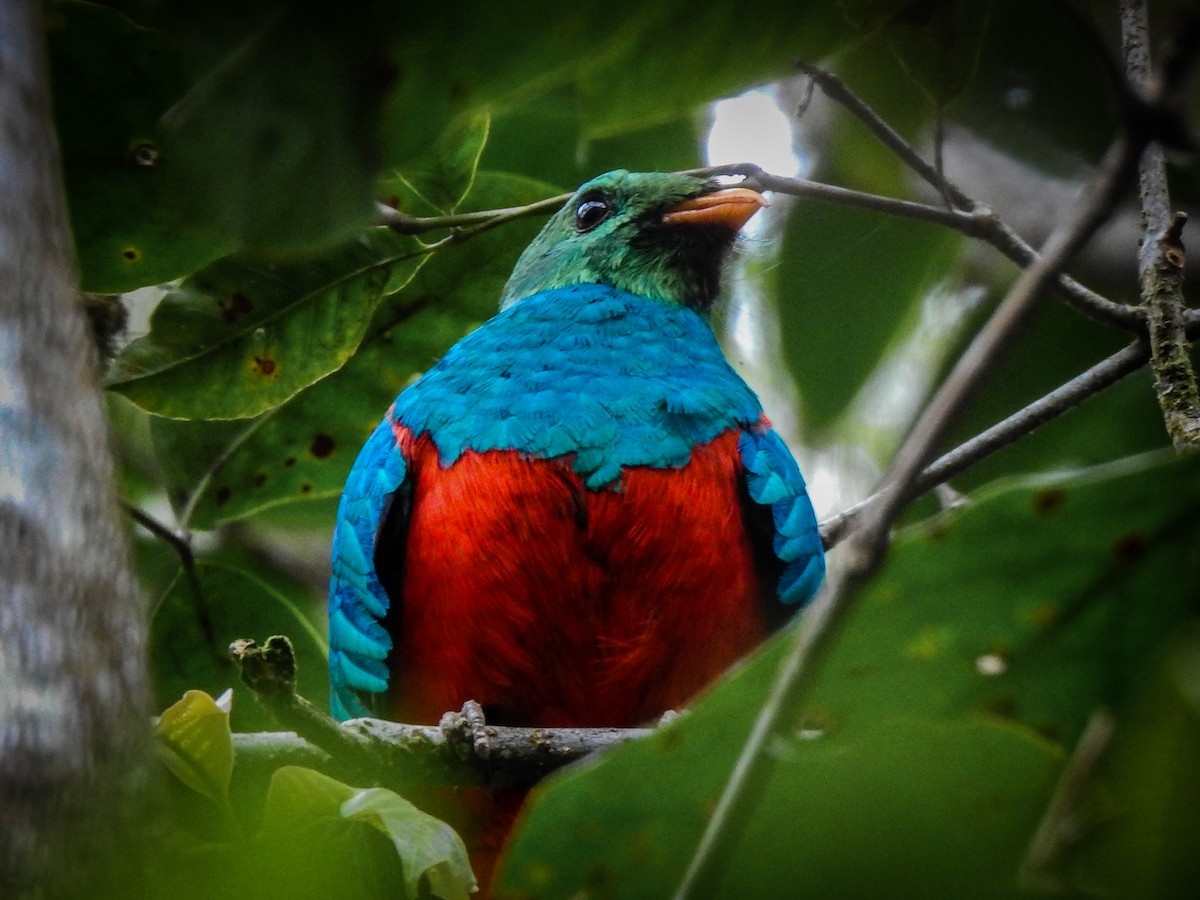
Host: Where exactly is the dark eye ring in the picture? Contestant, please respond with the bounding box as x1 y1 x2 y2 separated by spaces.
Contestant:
573 195 612 233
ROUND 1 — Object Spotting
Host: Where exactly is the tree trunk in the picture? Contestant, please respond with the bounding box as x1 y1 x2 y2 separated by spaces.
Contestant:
0 2 150 896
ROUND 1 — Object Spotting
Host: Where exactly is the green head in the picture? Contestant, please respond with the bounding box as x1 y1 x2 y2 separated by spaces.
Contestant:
499 170 766 313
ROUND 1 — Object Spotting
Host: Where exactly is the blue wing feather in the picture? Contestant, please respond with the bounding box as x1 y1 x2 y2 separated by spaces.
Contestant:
328 416 408 720
738 428 826 606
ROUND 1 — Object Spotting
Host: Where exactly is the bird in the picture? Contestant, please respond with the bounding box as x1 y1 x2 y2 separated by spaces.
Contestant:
327 169 826 886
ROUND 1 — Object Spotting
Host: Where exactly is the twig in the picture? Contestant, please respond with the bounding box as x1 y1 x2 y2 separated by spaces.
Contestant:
1121 0 1200 450
671 132 1143 900
819 339 1151 549
386 158 1141 333
751 169 994 233
854 134 1142 567
377 193 569 235
744 169 1141 331
777 62 1146 331
123 501 223 658
1020 709 1117 892
795 60 974 211
122 501 194 568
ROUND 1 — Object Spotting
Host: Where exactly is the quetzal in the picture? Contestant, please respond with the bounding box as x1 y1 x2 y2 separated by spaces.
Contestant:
328 169 825 879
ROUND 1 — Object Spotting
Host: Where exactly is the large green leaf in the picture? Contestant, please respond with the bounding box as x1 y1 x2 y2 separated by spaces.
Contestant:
149 171 555 528
47 1 232 291
341 787 478 900
497 450 1200 898
251 767 475 900
148 762 471 900
390 112 492 216
149 561 326 732
575 2 855 137
108 230 427 420
1071 627 1200 895
155 2 392 252
485 86 704 190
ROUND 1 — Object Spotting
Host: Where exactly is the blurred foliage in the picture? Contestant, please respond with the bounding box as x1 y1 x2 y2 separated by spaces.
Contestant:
43 0 1200 897
499 452 1200 898
152 691 476 899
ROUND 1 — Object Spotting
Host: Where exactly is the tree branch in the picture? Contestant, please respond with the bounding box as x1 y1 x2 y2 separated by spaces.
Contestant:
779 62 1146 332
229 637 650 790
377 193 570 236
819 339 1151 549
1019 709 1116 891
1121 0 1200 450
794 60 975 211
671 129 1144 900
854 133 1142 565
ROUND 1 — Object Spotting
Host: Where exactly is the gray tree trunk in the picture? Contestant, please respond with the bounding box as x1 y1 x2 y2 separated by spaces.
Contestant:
0 2 150 896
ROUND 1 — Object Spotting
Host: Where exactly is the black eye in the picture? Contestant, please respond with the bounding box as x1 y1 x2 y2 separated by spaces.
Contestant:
573 195 612 233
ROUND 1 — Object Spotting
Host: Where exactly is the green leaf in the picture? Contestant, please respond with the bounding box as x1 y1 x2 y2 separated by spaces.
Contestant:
256 768 475 900
257 765 357 828
156 3 391 251
946 0 1117 174
771 203 961 432
484 87 703 189
377 4 638 169
155 688 234 807
1068 627 1200 895
503 718 1060 900
149 171 555 528
497 450 1200 897
838 0 993 105
575 2 856 137
47 1 232 291
149 561 326 732
108 230 428 420
343 788 478 900
390 113 492 216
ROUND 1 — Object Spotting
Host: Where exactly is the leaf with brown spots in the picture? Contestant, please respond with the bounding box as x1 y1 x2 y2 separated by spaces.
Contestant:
47 2 235 292
107 227 428 420
146 171 554 528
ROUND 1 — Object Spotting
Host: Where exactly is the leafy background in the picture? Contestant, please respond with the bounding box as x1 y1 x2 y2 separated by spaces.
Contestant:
45 0 1200 897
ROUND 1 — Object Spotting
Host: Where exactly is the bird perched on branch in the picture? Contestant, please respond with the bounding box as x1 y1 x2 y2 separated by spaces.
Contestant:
328 169 825 885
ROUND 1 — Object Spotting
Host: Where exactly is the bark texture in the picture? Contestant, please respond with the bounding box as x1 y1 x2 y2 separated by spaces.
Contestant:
0 3 149 896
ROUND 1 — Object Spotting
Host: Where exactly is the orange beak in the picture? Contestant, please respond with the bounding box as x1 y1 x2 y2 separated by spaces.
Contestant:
661 187 768 231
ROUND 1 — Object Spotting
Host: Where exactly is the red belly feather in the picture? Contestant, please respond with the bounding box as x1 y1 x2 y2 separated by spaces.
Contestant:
388 425 768 728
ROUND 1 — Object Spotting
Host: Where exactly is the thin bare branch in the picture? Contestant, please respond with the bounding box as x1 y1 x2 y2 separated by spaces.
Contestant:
764 61 1150 333
743 168 1142 331
751 169 993 232
123 501 194 568
377 193 570 235
820 339 1150 549
855 135 1141 565
1020 709 1117 891
795 60 974 211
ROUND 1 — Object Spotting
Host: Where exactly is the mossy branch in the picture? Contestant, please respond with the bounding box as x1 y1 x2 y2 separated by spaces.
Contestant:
229 637 650 790
1121 0 1200 450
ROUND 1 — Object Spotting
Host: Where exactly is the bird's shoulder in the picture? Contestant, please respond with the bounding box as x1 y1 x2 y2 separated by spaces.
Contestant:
392 285 763 487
